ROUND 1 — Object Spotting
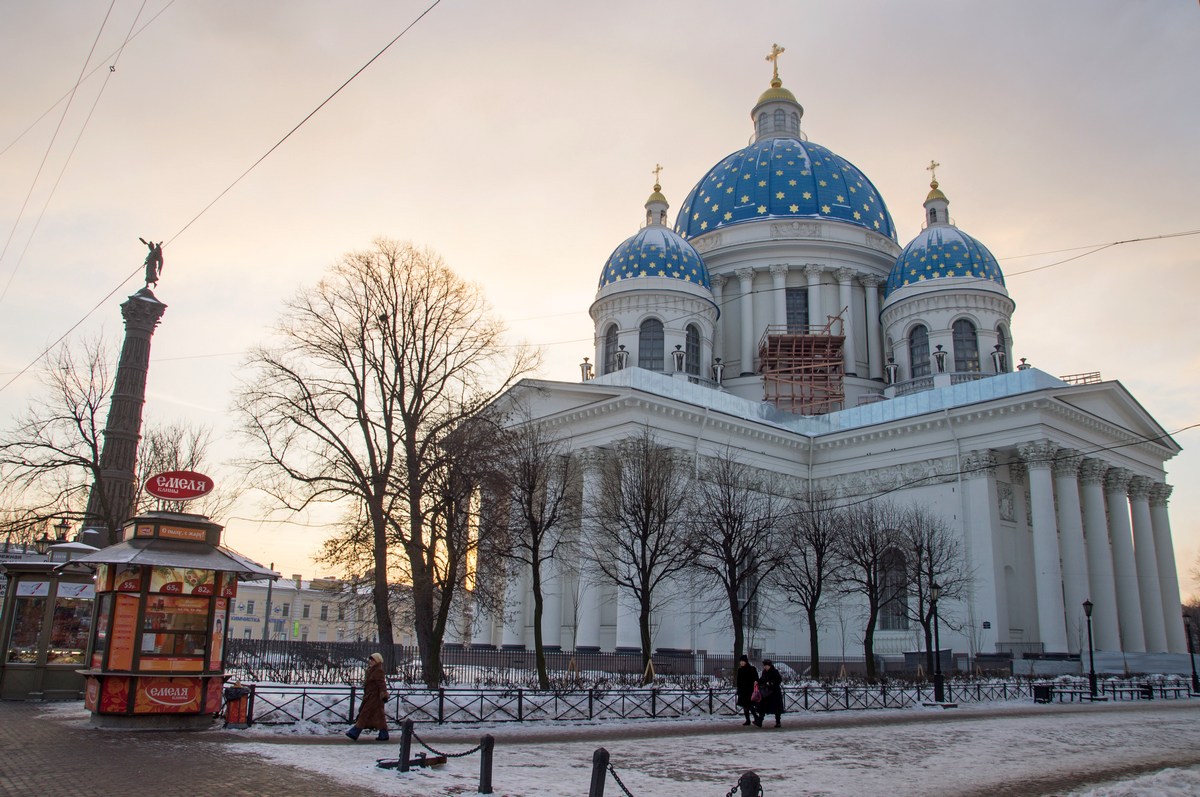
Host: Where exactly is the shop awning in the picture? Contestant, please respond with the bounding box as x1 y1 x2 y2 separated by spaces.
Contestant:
70 538 279 581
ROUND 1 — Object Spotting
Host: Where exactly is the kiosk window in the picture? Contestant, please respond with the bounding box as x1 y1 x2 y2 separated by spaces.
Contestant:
6 596 46 663
48 596 93 664
141 595 209 659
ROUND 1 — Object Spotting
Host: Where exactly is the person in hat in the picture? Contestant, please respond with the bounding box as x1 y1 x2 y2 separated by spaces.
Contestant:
346 652 390 741
752 659 784 728
734 654 759 725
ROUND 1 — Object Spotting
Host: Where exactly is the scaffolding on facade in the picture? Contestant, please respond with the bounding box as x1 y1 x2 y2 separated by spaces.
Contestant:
758 312 846 416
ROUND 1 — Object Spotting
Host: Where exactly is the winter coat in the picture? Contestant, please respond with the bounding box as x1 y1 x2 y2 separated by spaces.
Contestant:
735 663 759 707
354 661 389 730
756 665 784 716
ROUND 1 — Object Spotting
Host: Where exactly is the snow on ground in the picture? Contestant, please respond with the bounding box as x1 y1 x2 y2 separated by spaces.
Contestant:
232 701 1200 796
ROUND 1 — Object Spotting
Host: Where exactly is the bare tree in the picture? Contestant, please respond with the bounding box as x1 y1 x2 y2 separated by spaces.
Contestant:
688 448 785 660
0 337 111 538
896 505 970 674
777 491 846 679
135 421 238 518
837 499 905 682
493 411 576 688
236 239 534 683
591 429 694 671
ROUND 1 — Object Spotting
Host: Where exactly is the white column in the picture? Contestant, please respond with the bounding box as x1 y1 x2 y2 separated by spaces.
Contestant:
501 563 527 648
710 275 725 365
769 264 788 327
575 448 604 650
1018 441 1068 653
614 564 642 651
1079 458 1121 650
1053 450 1089 654
1105 467 1145 652
861 275 884 380
836 268 858 375
1150 484 1188 653
539 541 563 650
962 450 1006 654
804 264 823 327
1129 476 1167 652
736 267 755 376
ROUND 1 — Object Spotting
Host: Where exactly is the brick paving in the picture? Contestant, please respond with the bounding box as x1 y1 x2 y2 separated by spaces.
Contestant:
0 701 391 797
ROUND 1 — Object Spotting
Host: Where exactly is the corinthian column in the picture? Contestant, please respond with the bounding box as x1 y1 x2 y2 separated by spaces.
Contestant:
1150 484 1187 653
769 264 788 327
737 268 756 375
1079 458 1120 650
711 275 725 364
1128 476 1167 652
1105 467 1144 652
962 449 1006 653
836 268 858 375
574 448 605 650
1018 441 1067 653
1053 450 1089 654
861 275 884 380
804 264 823 327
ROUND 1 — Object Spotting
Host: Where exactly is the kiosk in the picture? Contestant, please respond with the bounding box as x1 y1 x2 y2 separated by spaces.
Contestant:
74 511 276 729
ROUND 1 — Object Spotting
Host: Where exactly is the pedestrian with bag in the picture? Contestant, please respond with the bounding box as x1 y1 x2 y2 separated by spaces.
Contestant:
752 658 784 728
734 654 759 726
346 652 390 741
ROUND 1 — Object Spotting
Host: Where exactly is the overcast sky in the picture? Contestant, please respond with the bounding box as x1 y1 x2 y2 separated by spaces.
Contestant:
1 1 1197 594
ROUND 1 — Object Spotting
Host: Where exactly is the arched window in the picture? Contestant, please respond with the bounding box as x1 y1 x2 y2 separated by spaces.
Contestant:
879 548 909 631
602 324 618 374
909 325 931 378
928 208 938 224
789 112 799 134
773 108 786 132
685 324 701 375
638 318 664 371
757 113 767 136
953 319 980 372
996 325 1010 372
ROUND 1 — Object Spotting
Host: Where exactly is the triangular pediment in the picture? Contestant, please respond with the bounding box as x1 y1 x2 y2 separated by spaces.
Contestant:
1052 380 1179 455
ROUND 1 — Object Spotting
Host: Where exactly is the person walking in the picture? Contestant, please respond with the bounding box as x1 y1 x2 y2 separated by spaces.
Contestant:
346 652 390 741
752 659 784 728
734 655 759 726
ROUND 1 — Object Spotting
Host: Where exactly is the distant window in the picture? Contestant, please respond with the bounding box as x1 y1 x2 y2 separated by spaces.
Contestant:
757 113 767 135
773 108 786 132
603 325 619 374
243 629 252 639
996 326 1010 372
302 604 310 619
953 319 980 372
929 208 938 223
785 287 808 329
638 318 664 371
319 605 328 621
281 604 289 618
909 325 931 378
246 600 255 615
685 325 701 375
337 606 345 621
879 548 909 631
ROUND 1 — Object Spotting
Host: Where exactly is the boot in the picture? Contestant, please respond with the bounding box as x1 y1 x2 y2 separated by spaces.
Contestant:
753 716 763 727
345 727 361 741
377 730 390 742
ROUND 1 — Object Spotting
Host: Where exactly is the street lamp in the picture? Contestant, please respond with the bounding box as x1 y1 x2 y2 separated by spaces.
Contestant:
931 581 944 704
1185 612 1200 695
53 518 71 541
34 533 54 556
1082 599 1097 698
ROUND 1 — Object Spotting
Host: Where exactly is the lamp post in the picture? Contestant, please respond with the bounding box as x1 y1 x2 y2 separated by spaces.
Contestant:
54 518 71 541
34 533 54 556
931 581 944 703
1185 613 1200 695
1082 599 1097 698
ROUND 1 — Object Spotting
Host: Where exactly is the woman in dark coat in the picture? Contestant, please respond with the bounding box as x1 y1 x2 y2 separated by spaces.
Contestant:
752 659 784 728
346 652 390 741
734 655 759 725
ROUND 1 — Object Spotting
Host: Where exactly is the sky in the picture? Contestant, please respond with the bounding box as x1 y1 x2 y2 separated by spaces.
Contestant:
1 1 1198 592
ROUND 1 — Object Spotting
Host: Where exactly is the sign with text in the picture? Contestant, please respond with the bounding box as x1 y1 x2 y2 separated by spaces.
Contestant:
144 470 214 501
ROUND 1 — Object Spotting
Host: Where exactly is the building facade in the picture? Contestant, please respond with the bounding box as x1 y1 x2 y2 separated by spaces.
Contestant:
228 576 414 645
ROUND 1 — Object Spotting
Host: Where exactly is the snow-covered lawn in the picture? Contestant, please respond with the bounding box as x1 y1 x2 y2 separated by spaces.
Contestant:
228 700 1200 796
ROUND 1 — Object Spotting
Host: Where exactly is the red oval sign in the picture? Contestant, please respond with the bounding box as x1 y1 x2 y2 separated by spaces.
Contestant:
145 470 214 501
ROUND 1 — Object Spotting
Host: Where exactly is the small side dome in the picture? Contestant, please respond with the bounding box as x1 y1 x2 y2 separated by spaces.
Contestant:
599 181 711 290
885 175 1004 297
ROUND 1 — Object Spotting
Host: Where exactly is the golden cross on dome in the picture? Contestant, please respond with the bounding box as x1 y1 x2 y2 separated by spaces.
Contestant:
652 163 663 190
766 43 786 83
927 159 941 184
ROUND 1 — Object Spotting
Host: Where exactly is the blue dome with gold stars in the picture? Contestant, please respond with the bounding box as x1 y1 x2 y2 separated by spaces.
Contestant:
886 225 1005 297
674 138 897 241
599 224 711 290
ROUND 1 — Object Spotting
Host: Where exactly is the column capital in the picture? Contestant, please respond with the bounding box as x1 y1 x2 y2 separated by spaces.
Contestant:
1127 475 1153 501
768 263 789 279
1103 466 1133 495
1149 482 1173 507
735 267 755 284
962 449 997 478
803 263 824 279
577 446 607 471
1077 457 1108 485
1017 441 1058 470
711 273 726 291
859 274 883 288
1052 448 1083 478
834 267 856 283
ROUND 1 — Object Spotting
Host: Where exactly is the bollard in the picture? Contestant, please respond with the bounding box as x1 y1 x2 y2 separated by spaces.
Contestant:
398 718 414 773
588 747 609 797
738 770 762 796
478 734 495 794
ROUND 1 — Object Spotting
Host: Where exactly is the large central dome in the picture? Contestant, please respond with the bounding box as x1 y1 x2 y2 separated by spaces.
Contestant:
675 138 896 241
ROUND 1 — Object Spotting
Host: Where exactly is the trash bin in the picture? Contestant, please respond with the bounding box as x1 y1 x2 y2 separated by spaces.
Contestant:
1033 684 1053 704
223 684 252 728
1139 684 1154 700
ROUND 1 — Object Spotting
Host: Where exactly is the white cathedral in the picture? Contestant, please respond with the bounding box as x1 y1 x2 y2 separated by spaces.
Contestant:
470 53 1188 673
